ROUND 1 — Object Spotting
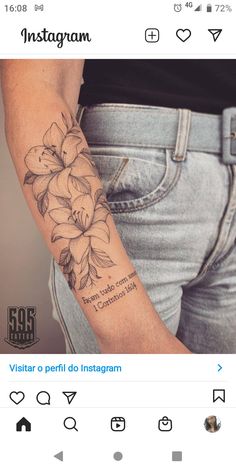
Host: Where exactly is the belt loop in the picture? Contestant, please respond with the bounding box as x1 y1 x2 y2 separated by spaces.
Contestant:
76 104 86 126
222 107 236 164
172 109 192 162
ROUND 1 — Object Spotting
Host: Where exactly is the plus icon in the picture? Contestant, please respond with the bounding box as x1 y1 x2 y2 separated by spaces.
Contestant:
145 28 160 43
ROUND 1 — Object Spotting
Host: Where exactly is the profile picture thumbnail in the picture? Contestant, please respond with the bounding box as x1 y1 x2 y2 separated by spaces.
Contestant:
204 415 221 433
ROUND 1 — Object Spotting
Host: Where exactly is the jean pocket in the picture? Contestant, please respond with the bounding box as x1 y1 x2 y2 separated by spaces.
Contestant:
90 145 181 213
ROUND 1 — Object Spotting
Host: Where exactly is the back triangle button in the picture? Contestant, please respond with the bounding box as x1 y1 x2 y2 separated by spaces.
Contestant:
54 451 63 462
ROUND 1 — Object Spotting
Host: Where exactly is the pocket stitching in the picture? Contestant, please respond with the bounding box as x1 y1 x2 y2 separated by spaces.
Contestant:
92 152 168 203
91 149 181 213
91 153 166 169
109 162 182 214
108 158 129 196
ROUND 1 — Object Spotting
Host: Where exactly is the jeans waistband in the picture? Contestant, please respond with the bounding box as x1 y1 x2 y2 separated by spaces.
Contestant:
78 103 236 165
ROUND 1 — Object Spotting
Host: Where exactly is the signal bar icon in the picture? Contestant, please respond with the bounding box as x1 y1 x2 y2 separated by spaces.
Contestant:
195 4 202 11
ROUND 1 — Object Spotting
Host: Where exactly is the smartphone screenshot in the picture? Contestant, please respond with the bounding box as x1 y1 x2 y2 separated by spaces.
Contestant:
0 1 235 470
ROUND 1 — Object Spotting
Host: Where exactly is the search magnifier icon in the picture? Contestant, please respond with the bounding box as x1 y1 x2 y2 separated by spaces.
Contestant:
63 416 78 431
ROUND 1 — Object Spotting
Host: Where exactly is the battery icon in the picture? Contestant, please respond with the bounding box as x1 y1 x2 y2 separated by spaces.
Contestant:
207 3 212 11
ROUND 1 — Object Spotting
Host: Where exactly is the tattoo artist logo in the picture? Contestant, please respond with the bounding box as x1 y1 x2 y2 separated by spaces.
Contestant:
5 306 39 349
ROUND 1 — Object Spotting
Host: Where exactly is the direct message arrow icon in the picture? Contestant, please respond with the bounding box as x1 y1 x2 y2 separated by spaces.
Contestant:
208 29 222 42
62 391 77 404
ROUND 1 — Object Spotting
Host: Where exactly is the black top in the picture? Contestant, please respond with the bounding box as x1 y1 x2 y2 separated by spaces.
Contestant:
79 59 236 114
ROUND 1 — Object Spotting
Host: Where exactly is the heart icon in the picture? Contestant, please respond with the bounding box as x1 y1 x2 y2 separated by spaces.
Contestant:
176 29 191 42
9 391 25 405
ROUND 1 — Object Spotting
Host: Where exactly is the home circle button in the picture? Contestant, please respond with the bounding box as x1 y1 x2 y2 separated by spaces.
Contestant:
113 452 123 461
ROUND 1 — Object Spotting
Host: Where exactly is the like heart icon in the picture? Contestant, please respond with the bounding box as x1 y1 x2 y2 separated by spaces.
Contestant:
9 391 25 405
176 29 191 42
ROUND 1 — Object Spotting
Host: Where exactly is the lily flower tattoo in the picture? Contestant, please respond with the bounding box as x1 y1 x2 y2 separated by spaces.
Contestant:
24 113 115 290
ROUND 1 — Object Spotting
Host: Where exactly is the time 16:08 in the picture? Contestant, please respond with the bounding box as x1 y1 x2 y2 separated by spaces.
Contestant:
4 5 27 12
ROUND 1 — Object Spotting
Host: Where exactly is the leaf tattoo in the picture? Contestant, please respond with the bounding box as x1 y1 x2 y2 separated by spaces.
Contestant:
68 270 77 290
24 171 37 185
59 246 71 266
23 112 115 291
90 248 114 268
37 191 49 217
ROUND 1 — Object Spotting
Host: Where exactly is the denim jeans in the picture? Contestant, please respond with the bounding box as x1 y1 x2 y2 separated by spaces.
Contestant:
49 103 236 354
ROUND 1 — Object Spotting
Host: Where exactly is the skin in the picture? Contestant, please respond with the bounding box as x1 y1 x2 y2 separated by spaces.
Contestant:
1 59 190 354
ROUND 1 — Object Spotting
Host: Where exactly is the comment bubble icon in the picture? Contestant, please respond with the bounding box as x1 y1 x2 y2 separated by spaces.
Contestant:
36 391 51 405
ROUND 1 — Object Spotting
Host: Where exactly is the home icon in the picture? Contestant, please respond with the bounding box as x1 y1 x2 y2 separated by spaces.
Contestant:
16 417 31 432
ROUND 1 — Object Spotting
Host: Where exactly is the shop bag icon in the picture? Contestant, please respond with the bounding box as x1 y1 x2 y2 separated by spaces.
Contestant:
158 416 173 432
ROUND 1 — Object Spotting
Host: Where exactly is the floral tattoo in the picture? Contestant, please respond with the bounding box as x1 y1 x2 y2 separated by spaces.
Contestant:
24 113 115 291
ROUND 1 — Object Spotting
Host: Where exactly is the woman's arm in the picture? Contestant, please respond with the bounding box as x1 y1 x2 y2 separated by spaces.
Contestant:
1 59 190 353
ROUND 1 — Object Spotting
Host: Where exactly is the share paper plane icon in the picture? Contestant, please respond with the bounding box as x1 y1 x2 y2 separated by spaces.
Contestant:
208 29 222 42
62 391 77 404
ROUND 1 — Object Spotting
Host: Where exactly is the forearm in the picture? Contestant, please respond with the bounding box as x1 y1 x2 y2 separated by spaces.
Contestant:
1 61 190 353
